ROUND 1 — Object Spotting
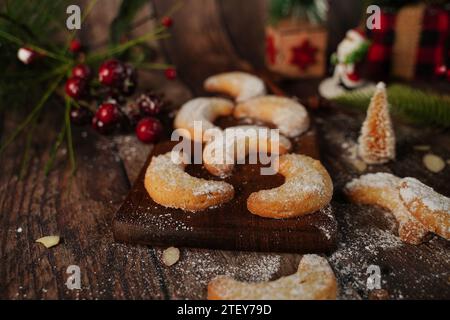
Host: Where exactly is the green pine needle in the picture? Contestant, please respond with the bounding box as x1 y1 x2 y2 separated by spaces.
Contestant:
333 84 450 127
269 0 328 25
64 98 76 175
44 124 67 176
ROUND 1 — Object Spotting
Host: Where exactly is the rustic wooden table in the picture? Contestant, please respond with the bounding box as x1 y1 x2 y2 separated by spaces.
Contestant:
0 0 449 300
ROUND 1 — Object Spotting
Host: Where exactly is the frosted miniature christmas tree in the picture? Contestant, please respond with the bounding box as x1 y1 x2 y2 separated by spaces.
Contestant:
358 82 396 164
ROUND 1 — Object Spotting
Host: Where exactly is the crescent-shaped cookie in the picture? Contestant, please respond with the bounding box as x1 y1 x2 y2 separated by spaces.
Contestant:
203 125 292 177
399 177 450 240
207 254 337 300
247 154 333 219
174 97 234 143
204 72 266 102
344 173 428 244
234 95 310 138
145 151 234 212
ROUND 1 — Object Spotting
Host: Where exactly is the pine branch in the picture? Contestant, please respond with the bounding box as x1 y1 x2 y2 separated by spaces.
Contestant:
44 124 67 176
64 97 76 175
332 84 450 127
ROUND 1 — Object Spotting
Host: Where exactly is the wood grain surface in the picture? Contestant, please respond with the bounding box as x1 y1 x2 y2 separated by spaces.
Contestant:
0 0 448 300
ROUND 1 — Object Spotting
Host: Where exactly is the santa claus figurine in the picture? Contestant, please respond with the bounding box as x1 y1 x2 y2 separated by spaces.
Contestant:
332 29 369 89
319 28 373 99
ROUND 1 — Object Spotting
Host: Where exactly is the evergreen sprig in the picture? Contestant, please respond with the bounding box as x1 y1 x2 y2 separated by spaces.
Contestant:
269 0 328 25
0 0 178 177
333 84 450 127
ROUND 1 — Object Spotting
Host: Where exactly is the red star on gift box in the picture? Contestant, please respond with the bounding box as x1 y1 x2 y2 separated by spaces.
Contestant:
290 39 318 71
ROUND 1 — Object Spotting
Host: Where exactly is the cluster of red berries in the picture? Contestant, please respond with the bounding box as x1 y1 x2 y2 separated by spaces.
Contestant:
64 58 172 143
435 64 450 82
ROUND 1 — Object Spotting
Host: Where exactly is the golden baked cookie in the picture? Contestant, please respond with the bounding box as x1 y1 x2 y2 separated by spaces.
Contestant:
204 71 266 102
399 177 450 240
203 125 292 178
234 95 310 138
174 97 234 143
344 173 428 244
145 151 234 212
207 254 337 300
247 154 333 219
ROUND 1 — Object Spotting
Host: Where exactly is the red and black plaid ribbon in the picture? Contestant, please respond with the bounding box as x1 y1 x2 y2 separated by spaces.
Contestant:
365 5 450 79
366 10 397 80
416 6 450 76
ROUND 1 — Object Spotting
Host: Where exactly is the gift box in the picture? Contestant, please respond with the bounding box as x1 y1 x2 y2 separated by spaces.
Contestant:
366 4 450 80
265 21 328 78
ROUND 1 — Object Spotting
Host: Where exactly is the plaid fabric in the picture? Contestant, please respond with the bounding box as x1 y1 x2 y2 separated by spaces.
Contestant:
365 6 450 79
416 6 450 76
365 10 397 80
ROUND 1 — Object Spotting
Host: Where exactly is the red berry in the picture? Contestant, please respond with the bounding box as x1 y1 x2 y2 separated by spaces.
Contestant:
91 116 110 134
435 64 447 78
17 47 37 64
69 39 82 53
164 67 176 80
136 117 163 143
72 64 91 80
161 16 173 28
98 59 126 86
96 102 121 125
65 77 87 99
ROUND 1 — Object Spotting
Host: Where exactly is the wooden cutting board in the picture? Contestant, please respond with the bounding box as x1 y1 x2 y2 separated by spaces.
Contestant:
113 113 338 253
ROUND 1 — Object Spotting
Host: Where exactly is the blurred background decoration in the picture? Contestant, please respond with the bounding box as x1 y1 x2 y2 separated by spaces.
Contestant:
363 0 450 81
0 0 449 180
266 0 329 78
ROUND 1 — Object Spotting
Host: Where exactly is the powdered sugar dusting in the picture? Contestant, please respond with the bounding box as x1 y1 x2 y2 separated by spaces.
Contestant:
345 172 399 191
400 177 450 213
208 254 336 300
170 251 281 298
147 151 234 201
204 72 266 102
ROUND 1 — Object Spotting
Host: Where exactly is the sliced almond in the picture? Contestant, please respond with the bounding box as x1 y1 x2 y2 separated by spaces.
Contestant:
351 158 367 172
162 247 180 267
36 235 60 248
414 145 430 152
423 154 446 173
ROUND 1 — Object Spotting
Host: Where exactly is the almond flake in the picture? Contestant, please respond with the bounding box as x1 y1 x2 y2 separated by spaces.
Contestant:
423 154 445 173
414 145 430 152
351 158 367 172
36 236 60 248
162 247 180 267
